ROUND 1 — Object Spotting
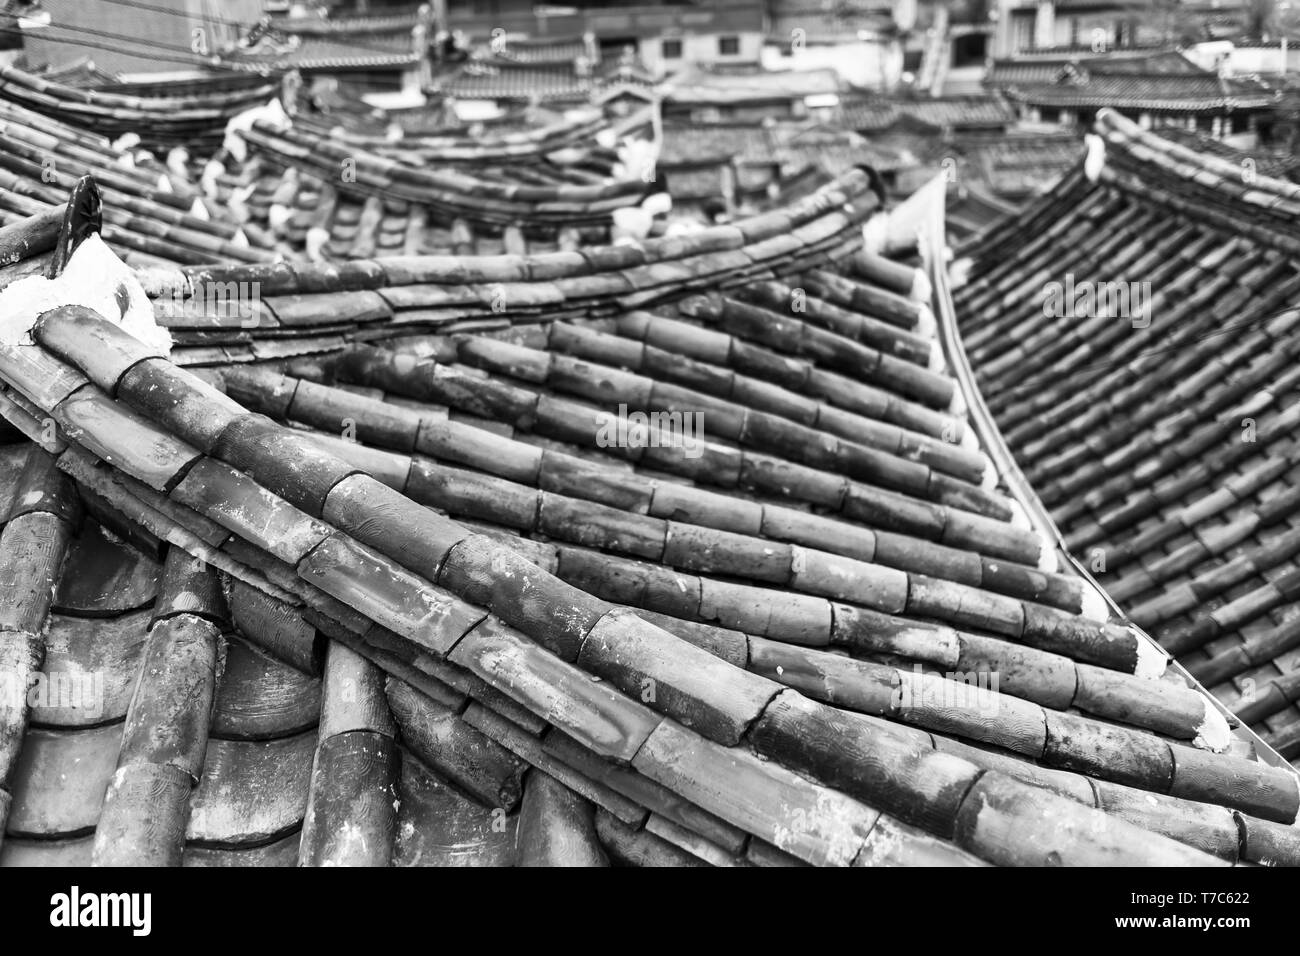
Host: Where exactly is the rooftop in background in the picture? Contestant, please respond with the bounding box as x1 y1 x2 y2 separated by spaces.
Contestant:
660 62 842 118
223 6 433 74
987 49 1280 113
441 0 766 43
838 95 1017 134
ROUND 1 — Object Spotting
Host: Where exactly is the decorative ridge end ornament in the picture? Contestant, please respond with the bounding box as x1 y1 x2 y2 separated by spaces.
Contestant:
1083 132 1106 183
48 175 102 280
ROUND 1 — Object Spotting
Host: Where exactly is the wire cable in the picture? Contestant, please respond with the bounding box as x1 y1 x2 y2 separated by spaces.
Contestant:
91 0 429 60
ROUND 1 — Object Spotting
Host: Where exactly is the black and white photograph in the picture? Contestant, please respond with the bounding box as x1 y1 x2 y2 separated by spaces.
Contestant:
0 0 1294 927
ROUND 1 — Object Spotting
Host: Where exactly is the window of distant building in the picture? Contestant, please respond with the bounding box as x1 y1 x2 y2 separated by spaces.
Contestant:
718 35 740 56
1010 10 1035 53
951 32 986 67
663 38 682 59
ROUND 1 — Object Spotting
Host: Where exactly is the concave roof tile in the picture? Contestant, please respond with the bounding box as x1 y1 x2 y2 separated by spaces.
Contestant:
954 108 1300 770
0 151 1297 867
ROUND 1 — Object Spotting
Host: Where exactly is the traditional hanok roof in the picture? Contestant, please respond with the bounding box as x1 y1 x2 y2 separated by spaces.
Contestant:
660 121 778 169
583 118 898 220
1 156 1298 866
984 49 1188 89
765 0 894 42
478 33 599 67
878 126 1080 241
432 60 597 105
144 167 878 366
1157 126 1300 183
0 63 280 150
0 100 276 267
771 121 909 177
425 31 636 108
661 65 842 111
217 103 660 256
289 106 635 168
990 51 1279 113
953 108 1300 767
837 96 1016 134
229 34 420 73
226 9 429 74
951 128 1084 200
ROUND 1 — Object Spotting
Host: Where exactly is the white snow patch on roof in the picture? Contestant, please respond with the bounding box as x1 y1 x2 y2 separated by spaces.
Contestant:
0 233 172 353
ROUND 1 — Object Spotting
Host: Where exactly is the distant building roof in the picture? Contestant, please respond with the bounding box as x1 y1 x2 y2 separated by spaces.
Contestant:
838 95 1015 133
433 60 595 103
224 7 429 73
663 65 841 107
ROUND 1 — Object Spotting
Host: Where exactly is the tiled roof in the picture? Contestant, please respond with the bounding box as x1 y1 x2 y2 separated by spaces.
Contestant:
0 78 655 270
0 147 1297 866
223 6 431 73
267 10 425 36
144 167 877 363
290 107 627 166
989 52 1279 112
226 33 421 72
1157 127 1300 183
230 112 653 244
434 61 595 103
0 64 279 150
0 98 278 267
954 109 1300 767
663 65 842 106
838 96 1015 133
2 71 1299 867
482 34 597 66
954 129 1084 199
985 49 1195 88
659 121 776 166
657 119 906 208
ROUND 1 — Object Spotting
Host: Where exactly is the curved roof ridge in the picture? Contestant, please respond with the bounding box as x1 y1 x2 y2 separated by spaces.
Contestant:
953 113 1300 775
0 64 279 150
293 108 615 157
235 117 652 233
1095 107 1300 214
134 167 881 364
